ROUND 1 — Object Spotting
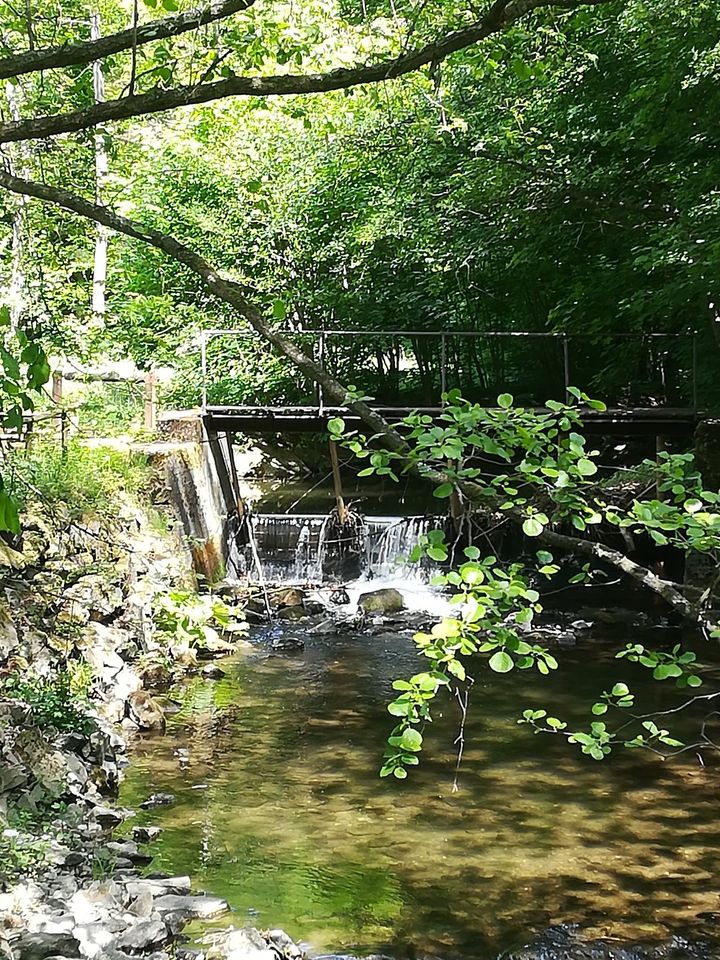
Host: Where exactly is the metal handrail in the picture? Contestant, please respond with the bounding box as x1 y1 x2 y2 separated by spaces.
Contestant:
196 328 699 415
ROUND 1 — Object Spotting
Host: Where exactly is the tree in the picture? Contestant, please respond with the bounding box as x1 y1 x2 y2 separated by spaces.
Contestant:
0 0 716 608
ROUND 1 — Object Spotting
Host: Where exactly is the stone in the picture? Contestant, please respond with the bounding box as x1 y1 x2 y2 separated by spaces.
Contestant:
329 587 350 605
202 664 227 680
205 928 278 960
12 931 81 959
139 792 175 810
271 636 305 652
276 605 306 622
131 826 161 844
126 691 166 732
124 877 191 898
152 894 228 920
358 588 405 615
112 919 168 953
273 588 306 609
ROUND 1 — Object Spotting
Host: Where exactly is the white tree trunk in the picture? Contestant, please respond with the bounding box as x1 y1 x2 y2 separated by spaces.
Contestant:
91 12 108 326
4 80 30 328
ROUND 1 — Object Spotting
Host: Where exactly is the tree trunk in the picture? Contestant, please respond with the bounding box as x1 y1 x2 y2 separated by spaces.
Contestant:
91 12 108 327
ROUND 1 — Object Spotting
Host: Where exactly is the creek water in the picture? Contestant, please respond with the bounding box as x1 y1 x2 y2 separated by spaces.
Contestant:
120 609 720 958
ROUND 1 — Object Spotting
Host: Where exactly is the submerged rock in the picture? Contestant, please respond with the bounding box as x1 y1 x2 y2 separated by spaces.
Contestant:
273 588 306 609
507 925 719 960
125 691 166 732
358 588 405 615
139 792 175 810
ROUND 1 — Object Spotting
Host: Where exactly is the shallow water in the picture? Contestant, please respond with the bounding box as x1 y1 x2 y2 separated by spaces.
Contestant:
121 617 720 958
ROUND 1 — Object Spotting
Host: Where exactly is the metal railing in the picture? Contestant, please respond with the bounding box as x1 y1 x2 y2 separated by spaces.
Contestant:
198 328 700 414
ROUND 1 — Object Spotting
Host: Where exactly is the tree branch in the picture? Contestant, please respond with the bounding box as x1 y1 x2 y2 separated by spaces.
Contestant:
0 0 616 144
0 0 256 81
0 165 692 622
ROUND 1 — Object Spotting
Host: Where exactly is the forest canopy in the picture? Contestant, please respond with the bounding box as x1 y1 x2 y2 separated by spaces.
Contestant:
0 0 717 412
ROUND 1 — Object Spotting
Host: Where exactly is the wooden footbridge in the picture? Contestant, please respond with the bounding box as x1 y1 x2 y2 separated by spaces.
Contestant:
198 328 705 439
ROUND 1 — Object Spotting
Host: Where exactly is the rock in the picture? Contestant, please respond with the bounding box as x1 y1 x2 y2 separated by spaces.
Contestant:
202 664 227 680
303 600 325 616
112 919 168 953
358 588 405 615
91 806 130 829
205 927 278 960
12 931 81 959
0 604 19 662
131 826 161 844
152 894 228 920
271 636 305 652
266 929 303 959
126 691 166 732
139 792 175 810
277 605 306 622
124 876 191 898
329 587 350 605
273 588 306 609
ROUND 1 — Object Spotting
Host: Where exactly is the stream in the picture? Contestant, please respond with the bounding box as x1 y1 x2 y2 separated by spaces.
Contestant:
120 604 720 959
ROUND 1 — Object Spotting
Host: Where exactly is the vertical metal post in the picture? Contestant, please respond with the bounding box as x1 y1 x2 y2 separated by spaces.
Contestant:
52 371 63 405
318 330 325 414
200 332 208 412
692 332 698 414
144 370 157 433
440 332 447 402
562 336 571 400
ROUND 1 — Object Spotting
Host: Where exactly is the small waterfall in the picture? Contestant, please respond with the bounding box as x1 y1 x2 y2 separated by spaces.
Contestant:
243 513 442 584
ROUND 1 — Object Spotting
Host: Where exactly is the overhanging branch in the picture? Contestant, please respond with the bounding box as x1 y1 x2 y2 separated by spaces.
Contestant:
0 0 617 144
0 0 256 81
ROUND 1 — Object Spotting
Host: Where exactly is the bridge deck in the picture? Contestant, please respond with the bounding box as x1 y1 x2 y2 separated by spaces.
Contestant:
202 405 701 437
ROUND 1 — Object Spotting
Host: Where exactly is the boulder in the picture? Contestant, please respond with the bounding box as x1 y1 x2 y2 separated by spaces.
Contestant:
112 919 168 953
12 930 81 959
125 691 166 732
205 927 278 960
273 588 306 609
358 588 405 615
277 605 306 622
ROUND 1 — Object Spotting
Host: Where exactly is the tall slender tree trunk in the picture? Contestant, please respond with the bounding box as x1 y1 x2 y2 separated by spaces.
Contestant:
4 81 29 327
91 12 108 327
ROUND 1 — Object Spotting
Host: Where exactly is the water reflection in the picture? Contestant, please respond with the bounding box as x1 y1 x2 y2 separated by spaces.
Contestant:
120 623 720 958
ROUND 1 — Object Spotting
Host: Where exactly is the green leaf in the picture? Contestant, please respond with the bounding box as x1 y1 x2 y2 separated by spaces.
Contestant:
433 482 453 499
328 417 345 436
576 458 597 477
489 650 514 673
523 517 544 537
427 546 447 562
497 393 513 409
399 727 423 752
272 299 287 320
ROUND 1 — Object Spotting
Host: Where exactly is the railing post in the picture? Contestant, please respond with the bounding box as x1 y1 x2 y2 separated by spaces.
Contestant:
52 370 63 405
144 370 157 433
440 332 447 401
562 336 570 400
200 332 208 412
318 330 325 413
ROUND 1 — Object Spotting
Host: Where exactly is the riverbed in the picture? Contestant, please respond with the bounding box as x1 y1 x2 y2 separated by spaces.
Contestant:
120 610 720 959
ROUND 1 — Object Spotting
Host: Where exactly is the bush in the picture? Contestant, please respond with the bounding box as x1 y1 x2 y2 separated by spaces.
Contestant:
0 669 94 734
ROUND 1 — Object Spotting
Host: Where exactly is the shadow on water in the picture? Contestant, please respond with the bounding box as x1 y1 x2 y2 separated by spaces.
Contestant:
120 622 720 959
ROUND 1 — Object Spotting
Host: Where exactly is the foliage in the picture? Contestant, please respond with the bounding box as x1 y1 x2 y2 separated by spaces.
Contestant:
0 669 94 733
153 590 246 652
330 393 720 777
4 440 150 518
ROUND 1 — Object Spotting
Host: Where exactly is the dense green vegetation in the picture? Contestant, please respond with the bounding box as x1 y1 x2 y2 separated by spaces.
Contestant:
0 0 719 776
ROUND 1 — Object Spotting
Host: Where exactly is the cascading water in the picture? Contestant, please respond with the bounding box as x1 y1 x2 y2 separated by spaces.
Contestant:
241 512 442 585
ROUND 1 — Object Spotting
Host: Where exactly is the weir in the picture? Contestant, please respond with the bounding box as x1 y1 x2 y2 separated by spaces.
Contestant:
230 512 441 584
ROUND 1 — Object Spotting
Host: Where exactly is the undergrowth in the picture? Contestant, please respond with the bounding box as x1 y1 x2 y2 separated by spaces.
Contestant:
4 440 150 518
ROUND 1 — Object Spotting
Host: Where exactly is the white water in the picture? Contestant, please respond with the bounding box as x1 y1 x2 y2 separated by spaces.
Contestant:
247 512 442 584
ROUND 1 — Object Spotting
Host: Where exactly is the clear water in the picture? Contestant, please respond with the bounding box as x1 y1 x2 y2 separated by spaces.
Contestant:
120 618 720 958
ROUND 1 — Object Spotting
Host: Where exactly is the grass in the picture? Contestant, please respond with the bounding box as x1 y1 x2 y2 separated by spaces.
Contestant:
5 439 151 518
